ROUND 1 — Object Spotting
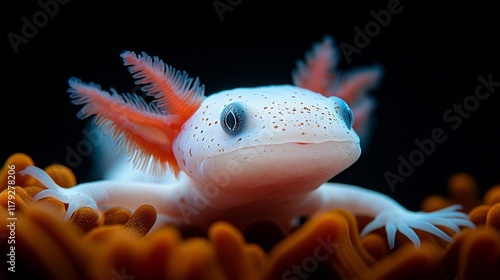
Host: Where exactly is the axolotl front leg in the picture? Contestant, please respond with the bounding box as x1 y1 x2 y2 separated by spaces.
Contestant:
19 166 191 222
301 182 475 248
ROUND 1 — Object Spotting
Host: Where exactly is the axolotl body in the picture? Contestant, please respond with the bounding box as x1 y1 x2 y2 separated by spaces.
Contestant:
21 36 474 249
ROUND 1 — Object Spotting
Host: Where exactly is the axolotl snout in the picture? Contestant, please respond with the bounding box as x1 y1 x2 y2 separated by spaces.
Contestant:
20 36 474 249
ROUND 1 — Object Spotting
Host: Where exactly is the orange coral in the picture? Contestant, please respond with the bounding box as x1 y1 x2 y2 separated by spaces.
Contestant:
484 185 500 205
487 203 500 231
469 204 491 226
447 172 481 213
1 153 499 280
0 153 34 191
209 222 266 280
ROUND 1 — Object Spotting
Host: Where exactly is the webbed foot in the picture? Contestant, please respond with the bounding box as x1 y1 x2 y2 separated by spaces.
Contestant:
20 166 98 220
360 204 475 249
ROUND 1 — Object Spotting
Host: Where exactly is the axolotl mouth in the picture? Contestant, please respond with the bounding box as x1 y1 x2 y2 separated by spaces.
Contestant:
197 139 361 207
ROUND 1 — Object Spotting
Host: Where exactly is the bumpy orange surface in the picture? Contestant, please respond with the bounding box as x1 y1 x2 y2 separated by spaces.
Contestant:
1 153 499 280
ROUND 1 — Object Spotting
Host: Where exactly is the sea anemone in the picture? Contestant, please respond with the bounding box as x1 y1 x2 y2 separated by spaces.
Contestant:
1 152 499 280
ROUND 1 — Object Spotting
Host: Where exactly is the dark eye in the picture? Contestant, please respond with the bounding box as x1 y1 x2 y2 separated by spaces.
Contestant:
343 102 354 129
220 102 246 135
332 97 354 129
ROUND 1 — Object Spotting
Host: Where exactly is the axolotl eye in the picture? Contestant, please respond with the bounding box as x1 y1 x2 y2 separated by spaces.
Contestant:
220 102 246 135
331 97 354 129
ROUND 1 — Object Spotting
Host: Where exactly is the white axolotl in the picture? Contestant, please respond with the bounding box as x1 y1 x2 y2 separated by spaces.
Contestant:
20 36 474 249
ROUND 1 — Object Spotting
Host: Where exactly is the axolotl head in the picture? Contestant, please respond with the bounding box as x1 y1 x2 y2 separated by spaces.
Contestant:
174 85 361 207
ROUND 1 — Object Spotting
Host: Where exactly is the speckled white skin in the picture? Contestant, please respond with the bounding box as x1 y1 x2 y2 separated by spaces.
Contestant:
174 85 360 208
20 85 474 249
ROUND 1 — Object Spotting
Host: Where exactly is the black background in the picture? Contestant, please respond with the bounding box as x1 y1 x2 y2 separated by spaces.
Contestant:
3 0 499 210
